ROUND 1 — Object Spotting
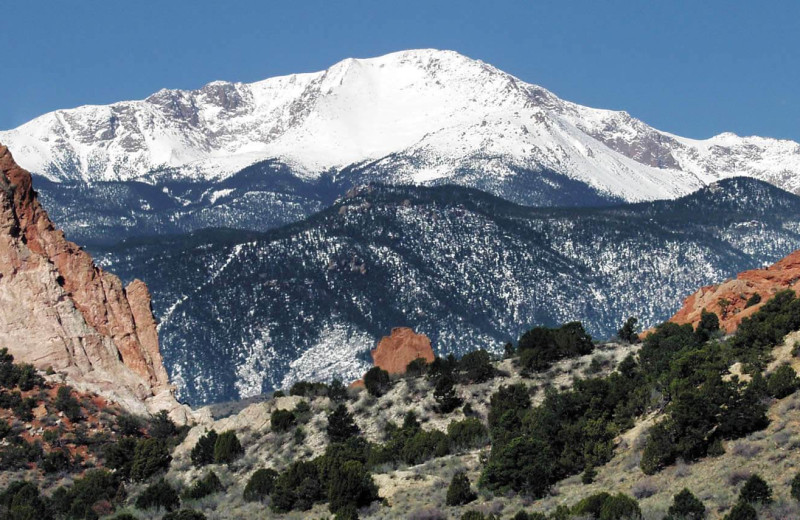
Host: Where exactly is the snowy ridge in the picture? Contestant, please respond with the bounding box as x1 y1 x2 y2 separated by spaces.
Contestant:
3 49 799 202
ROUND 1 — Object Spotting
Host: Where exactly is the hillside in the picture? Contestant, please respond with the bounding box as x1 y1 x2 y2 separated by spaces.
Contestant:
92 178 800 405
2 49 800 243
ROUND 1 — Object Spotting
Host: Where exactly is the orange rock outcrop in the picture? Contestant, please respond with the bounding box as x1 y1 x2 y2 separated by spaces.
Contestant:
0 143 184 419
371 327 435 374
670 250 800 333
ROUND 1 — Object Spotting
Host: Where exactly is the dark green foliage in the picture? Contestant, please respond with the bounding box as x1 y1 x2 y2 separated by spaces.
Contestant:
461 512 487 520
517 322 594 373
481 435 554 497
667 488 706 520
572 492 642 520
0 436 43 470
599 493 642 520
294 400 311 422
744 293 761 308
447 417 489 451
512 513 547 520
0 418 10 439
695 309 720 342
766 363 799 398
723 502 757 520
104 437 137 478
328 378 349 402
582 465 597 484
130 438 172 481
271 408 296 432
190 430 217 467
487 383 530 431
364 367 391 397
148 410 177 439
135 478 180 511
271 460 325 512
738 474 772 504
335 505 359 520
638 322 699 380
41 449 71 474
401 428 450 465
290 380 330 398
791 471 800 503
730 290 800 365
428 354 458 380
0 349 43 391
405 357 429 377
55 386 82 422
446 471 476 506
162 509 207 520
243 468 278 502
116 414 144 437
458 349 495 383
0 481 51 520
433 374 462 413
49 470 120 519
618 317 640 343
327 460 379 514
640 421 676 475
327 403 360 443
183 471 223 500
213 430 243 464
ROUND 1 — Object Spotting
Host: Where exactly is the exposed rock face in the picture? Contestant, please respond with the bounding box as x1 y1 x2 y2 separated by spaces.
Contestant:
371 327 435 374
0 143 184 420
670 250 800 333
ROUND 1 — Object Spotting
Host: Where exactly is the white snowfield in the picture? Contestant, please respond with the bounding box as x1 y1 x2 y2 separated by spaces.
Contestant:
2 49 799 202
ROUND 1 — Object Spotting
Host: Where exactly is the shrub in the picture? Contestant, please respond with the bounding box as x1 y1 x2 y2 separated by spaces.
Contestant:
767 363 800 398
458 350 495 383
792 471 800 502
480 435 554 497
130 438 172 481
182 471 223 500
0 481 49 520
744 293 761 308
271 408 296 433
42 449 71 474
104 437 138 478
190 430 218 467
135 478 180 511
213 430 243 464
599 493 642 520
55 386 82 422
149 410 178 439
461 512 487 520
738 474 772 504
667 488 706 520
327 403 360 443
723 502 757 520
618 317 640 343
49 470 120 518
364 367 390 397
328 378 348 402
445 471 476 506
406 357 429 377
517 322 594 373
163 510 207 520
447 418 489 451
402 429 450 465
271 460 325 512
116 413 144 437
335 504 359 520
243 468 278 502
327 460 379 514
695 309 720 341
433 374 462 413
640 421 675 475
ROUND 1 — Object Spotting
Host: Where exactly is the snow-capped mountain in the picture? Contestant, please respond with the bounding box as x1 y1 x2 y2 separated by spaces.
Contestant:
3 49 800 205
92 178 800 405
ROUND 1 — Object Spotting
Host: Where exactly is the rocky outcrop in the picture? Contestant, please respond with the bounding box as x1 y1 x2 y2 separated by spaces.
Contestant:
0 143 186 420
371 327 435 374
670 250 800 333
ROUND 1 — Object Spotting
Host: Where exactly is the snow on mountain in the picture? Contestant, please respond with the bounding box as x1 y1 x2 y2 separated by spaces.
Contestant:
3 49 799 202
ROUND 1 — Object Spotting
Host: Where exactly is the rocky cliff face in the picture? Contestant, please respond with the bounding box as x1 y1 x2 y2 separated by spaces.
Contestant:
371 328 435 374
0 143 184 419
670 250 800 333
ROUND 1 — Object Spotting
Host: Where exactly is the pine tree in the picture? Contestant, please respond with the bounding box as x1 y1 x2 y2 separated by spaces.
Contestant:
433 374 462 413
327 404 360 443
446 471 477 506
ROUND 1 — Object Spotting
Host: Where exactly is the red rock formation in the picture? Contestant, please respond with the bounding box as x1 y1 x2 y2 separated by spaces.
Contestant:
670 250 800 333
371 327 435 374
0 143 184 419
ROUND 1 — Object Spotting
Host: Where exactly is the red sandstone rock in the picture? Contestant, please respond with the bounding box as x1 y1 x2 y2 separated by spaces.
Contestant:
670 250 800 333
0 143 184 420
370 327 435 374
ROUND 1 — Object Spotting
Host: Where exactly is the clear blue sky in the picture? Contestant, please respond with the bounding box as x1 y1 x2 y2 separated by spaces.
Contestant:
3 1 798 141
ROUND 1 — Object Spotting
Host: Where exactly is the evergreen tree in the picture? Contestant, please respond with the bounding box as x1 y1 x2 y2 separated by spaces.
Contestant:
695 309 720 342
130 438 172 482
723 502 756 520
213 431 244 464
135 479 180 512
617 317 640 343
327 460 379 514
363 367 390 397
433 374 462 413
190 430 218 467
766 363 799 398
327 404 360 443
446 471 477 506
667 488 706 520
243 468 279 502
738 474 772 504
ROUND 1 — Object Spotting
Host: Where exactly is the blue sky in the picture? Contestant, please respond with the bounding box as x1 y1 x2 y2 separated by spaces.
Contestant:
3 1 798 141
